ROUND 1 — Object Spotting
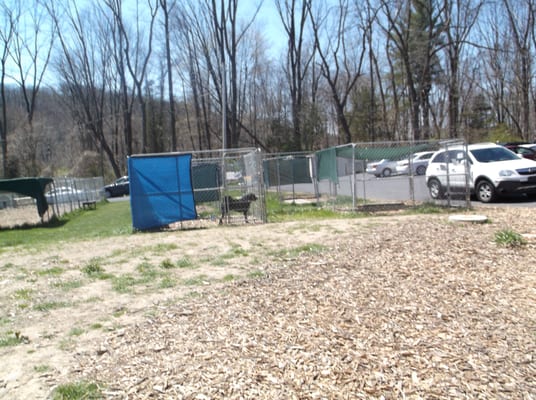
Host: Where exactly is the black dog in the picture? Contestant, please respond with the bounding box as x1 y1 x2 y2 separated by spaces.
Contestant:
219 193 258 224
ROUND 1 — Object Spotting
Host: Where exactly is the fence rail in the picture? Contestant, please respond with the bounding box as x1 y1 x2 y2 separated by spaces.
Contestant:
263 140 472 210
46 176 105 217
189 148 266 224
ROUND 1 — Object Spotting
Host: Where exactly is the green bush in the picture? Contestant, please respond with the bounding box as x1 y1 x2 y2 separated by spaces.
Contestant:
494 229 526 247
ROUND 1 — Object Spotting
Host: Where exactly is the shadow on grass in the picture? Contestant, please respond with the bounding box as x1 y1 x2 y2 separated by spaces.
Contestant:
0 215 67 231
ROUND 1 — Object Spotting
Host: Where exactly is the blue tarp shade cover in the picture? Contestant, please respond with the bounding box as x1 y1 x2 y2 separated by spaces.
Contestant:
128 154 197 230
0 177 53 217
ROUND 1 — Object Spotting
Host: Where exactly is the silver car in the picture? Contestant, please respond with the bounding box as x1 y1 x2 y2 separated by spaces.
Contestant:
366 159 399 177
45 186 84 204
395 151 435 176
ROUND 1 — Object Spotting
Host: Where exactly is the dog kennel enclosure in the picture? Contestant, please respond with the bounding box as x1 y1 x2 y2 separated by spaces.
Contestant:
128 148 266 230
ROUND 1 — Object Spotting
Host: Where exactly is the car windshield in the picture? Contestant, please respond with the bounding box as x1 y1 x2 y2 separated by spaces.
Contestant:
470 147 520 163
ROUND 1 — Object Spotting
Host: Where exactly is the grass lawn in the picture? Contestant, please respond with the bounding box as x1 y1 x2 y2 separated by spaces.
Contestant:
0 201 133 249
0 194 444 250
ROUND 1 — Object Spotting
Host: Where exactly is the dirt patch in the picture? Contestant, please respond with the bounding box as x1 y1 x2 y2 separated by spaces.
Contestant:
1 207 535 399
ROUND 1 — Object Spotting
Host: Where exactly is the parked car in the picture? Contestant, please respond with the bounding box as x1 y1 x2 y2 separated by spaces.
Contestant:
104 176 129 198
395 151 435 176
520 143 536 152
45 186 84 204
502 143 536 160
366 159 399 177
426 143 536 203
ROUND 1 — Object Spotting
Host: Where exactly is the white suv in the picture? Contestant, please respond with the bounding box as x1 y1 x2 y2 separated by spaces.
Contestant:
426 143 536 202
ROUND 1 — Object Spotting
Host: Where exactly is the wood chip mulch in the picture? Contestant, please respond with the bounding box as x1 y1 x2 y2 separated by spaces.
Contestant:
75 208 536 399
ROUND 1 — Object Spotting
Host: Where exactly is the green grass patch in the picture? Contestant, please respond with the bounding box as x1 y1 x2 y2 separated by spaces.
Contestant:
38 266 64 276
51 381 102 400
13 288 33 300
0 331 27 347
159 258 176 269
267 196 343 222
34 364 51 373
83 296 102 304
136 261 158 279
33 301 72 312
185 290 202 299
112 308 127 318
111 275 138 293
222 274 237 282
176 256 195 269
53 279 84 291
113 261 175 291
151 243 178 254
82 259 112 280
225 244 249 257
209 244 249 266
494 229 526 247
247 270 266 279
159 275 176 288
272 243 328 259
129 243 179 258
0 201 132 249
209 256 228 267
68 327 85 337
183 275 209 286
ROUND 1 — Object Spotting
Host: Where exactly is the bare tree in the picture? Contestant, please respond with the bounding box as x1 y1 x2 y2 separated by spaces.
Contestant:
502 0 534 140
102 0 134 158
104 0 158 155
9 0 54 129
477 4 513 130
160 0 178 151
170 0 261 150
48 0 122 177
209 0 260 149
172 1 216 150
276 0 315 151
308 0 366 143
443 0 483 138
0 1 16 177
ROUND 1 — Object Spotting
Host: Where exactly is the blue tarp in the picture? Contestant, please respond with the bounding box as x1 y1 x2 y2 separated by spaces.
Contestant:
128 154 197 230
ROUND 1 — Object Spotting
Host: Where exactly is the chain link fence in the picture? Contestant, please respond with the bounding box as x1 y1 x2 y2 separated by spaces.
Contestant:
46 176 105 217
190 148 266 224
0 176 105 228
3 140 479 229
263 141 472 210
426 140 471 208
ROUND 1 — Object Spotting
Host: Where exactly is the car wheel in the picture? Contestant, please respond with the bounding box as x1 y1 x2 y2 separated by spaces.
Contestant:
416 165 426 175
381 168 392 177
475 179 496 203
428 178 444 199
